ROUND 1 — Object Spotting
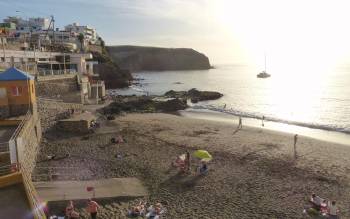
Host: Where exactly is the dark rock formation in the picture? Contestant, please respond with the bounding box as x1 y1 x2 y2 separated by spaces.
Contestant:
101 96 187 115
102 89 222 115
155 98 187 112
106 45 211 72
165 88 223 103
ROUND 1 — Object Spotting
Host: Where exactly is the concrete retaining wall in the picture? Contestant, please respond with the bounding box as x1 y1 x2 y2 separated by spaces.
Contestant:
37 99 83 132
16 112 42 176
10 111 46 219
36 77 79 98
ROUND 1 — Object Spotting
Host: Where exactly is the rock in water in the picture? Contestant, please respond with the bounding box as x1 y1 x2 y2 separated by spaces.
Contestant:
155 98 188 112
187 88 223 102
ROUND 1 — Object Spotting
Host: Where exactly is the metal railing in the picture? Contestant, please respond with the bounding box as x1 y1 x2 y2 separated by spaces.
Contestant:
37 69 77 76
22 168 47 219
10 111 31 142
0 164 12 176
11 111 46 218
33 166 82 181
0 142 9 153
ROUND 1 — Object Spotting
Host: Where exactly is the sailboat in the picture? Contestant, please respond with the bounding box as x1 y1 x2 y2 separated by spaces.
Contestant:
257 54 271 78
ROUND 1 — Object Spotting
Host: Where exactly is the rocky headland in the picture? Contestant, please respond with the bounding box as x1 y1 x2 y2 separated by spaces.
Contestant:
106 45 211 72
101 89 223 115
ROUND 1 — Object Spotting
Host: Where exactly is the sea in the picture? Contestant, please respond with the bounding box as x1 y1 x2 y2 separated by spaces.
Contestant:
111 64 350 145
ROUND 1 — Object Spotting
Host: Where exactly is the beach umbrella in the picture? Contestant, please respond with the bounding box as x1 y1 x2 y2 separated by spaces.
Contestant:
193 150 212 160
201 158 212 162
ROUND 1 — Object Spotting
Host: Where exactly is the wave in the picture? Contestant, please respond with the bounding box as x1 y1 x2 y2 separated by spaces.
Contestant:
190 104 350 135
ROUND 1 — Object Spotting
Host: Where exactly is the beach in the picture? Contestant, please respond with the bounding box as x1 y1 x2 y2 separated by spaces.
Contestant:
37 113 350 219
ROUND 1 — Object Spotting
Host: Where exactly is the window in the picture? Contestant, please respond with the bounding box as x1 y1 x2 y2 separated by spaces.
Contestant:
0 88 6 98
11 86 22 96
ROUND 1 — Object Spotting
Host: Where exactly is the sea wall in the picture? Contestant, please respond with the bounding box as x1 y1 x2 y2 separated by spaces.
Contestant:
107 46 211 72
37 99 83 132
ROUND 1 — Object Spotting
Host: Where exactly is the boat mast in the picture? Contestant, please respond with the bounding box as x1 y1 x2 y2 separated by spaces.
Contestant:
264 53 267 72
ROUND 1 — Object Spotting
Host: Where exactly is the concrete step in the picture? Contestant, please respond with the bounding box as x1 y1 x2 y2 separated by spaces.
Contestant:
34 177 148 202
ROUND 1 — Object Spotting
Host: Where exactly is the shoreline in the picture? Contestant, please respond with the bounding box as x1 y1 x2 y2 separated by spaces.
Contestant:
180 108 350 146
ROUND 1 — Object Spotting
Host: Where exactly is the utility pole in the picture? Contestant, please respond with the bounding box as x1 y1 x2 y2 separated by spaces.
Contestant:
51 15 55 45
96 81 99 104
1 37 6 66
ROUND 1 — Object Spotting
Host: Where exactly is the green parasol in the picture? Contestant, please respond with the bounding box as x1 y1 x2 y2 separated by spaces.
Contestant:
193 150 212 160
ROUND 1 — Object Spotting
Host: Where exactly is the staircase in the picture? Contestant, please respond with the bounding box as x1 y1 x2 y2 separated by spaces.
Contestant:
0 143 11 176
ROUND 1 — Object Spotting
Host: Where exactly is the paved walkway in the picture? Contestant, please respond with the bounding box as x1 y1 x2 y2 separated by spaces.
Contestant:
34 177 148 202
0 183 31 219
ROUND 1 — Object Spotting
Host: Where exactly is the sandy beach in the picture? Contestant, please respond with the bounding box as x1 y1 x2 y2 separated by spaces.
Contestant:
36 113 350 219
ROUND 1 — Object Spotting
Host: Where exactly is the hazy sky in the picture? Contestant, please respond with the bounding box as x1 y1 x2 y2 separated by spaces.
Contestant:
2 0 350 66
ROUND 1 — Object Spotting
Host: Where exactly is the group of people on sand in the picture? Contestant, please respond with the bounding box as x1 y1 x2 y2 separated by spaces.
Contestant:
172 150 209 175
128 201 166 218
62 199 99 219
306 193 340 218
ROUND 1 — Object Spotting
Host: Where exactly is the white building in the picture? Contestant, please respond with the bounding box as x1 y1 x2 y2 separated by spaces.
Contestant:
64 23 97 44
28 17 50 31
0 49 94 76
4 16 50 32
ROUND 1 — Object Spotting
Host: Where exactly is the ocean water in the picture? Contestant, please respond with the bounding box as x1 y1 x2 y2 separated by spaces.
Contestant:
111 64 350 141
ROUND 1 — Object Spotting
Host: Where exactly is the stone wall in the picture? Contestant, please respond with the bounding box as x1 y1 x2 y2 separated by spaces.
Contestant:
37 99 83 132
56 120 90 134
35 77 79 98
16 112 42 176
13 111 46 219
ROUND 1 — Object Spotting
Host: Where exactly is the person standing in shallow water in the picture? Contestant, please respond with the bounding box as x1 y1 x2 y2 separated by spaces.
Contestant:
262 116 265 127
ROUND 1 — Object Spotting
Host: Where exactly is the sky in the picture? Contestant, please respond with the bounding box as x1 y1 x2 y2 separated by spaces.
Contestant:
2 0 350 67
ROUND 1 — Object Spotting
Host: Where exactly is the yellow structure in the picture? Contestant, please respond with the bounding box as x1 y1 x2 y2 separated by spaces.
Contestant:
0 67 36 118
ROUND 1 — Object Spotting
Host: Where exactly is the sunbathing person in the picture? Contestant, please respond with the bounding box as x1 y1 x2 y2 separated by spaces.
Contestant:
146 202 165 219
172 155 186 172
320 199 328 215
128 201 146 217
65 201 80 219
198 161 209 175
310 193 323 211
111 136 124 144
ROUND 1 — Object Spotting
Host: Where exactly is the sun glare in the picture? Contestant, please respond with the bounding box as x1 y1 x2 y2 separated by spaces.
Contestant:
212 0 350 72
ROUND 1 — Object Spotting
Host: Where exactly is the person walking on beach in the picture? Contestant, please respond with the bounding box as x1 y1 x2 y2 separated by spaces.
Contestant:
87 198 100 219
294 134 298 159
262 116 265 127
237 116 243 130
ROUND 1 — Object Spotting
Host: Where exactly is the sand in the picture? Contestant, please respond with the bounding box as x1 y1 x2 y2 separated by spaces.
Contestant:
36 113 350 219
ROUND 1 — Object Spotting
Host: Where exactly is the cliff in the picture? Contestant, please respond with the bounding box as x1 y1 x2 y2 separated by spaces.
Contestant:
89 45 132 88
106 46 211 72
